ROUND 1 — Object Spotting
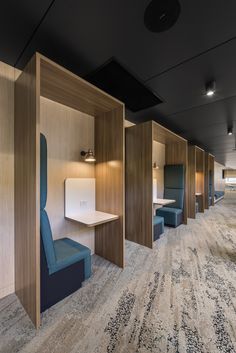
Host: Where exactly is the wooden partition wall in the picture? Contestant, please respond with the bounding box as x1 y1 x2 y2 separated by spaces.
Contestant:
125 121 188 249
204 153 215 208
188 145 205 218
15 53 124 327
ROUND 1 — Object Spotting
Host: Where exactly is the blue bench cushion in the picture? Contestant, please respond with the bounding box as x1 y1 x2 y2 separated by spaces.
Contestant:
40 134 47 210
40 210 57 267
215 191 224 199
53 238 91 279
164 188 184 209
40 132 91 280
163 165 184 209
164 165 184 189
153 216 164 241
156 207 183 227
41 210 91 278
153 215 164 226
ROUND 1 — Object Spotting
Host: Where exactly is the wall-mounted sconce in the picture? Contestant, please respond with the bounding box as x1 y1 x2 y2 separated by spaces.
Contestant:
153 162 159 169
80 149 96 162
205 80 216 96
228 127 233 136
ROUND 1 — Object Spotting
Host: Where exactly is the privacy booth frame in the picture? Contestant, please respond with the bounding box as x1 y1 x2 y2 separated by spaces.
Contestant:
14 53 125 328
125 120 188 249
188 145 205 218
204 152 215 208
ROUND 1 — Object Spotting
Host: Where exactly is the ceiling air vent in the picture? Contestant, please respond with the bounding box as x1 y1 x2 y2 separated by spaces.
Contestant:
85 59 163 112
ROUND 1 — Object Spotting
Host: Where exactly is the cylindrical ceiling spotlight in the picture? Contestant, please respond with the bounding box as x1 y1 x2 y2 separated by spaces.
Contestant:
144 0 181 33
205 81 216 96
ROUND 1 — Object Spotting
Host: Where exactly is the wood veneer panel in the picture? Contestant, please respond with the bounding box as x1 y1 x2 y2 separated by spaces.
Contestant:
209 155 215 206
187 145 196 219
0 62 15 299
204 152 209 209
40 56 121 116
95 106 125 267
196 147 205 212
14 54 40 328
125 121 153 249
165 141 188 224
153 121 186 144
40 97 95 251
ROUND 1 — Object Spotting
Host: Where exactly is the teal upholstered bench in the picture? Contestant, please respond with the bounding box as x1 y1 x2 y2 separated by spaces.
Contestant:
157 207 183 228
53 238 91 279
40 133 91 312
153 216 164 241
156 165 184 228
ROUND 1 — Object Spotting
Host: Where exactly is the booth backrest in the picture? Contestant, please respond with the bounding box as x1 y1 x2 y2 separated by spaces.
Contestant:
164 165 184 209
40 133 47 210
209 171 212 196
40 134 56 267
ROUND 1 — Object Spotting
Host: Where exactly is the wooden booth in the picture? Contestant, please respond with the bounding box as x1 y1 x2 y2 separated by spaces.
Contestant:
204 153 215 208
125 120 188 249
14 53 125 328
188 145 205 218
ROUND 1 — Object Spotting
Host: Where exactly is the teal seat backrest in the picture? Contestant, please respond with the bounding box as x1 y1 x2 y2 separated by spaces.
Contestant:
209 171 212 196
164 165 184 210
40 133 56 267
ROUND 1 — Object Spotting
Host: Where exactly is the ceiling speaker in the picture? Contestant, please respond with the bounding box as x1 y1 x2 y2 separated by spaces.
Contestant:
144 0 181 33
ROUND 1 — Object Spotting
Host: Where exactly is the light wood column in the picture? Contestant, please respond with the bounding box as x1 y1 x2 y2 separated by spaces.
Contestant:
204 152 209 209
209 155 215 206
187 145 196 219
95 106 125 267
196 148 205 213
125 121 153 249
166 141 188 224
14 54 41 328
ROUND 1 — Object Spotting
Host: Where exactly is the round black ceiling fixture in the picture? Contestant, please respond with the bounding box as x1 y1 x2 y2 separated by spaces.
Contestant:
144 0 181 33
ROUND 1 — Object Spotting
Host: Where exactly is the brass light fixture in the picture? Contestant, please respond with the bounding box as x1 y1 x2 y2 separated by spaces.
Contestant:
81 149 96 162
153 162 159 169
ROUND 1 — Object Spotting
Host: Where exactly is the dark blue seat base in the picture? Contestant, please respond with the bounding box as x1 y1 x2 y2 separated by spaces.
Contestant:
157 207 183 228
40 238 84 313
153 216 164 241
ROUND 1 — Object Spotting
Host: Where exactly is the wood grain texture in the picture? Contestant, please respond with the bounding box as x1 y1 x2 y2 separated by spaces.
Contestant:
165 139 188 225
196 147 205 212
153 121 186 144
14 52 125 328
0 61 15 299
40 97 95 252
187 145 196 219
14 54 40 328
95 106 125 267
40 55 122 116
125 121 153 249
204 152 209 209
209 155 215 206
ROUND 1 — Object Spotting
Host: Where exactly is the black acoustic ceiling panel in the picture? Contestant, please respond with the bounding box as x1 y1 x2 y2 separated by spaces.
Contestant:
85 59 163 112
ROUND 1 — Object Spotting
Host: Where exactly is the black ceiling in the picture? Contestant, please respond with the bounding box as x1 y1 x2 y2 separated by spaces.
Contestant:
1 0 236 168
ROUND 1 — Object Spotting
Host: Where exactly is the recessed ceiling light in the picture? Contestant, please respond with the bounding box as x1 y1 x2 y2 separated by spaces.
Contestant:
206 90 214 96
228 127 233 136
205 81 216 96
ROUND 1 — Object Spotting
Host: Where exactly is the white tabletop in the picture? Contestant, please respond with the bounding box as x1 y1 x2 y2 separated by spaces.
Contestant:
195 193 202 196
66 211 119 227
153 198 176 206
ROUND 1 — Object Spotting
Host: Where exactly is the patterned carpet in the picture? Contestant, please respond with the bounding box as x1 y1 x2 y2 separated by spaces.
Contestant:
1 192 236 353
